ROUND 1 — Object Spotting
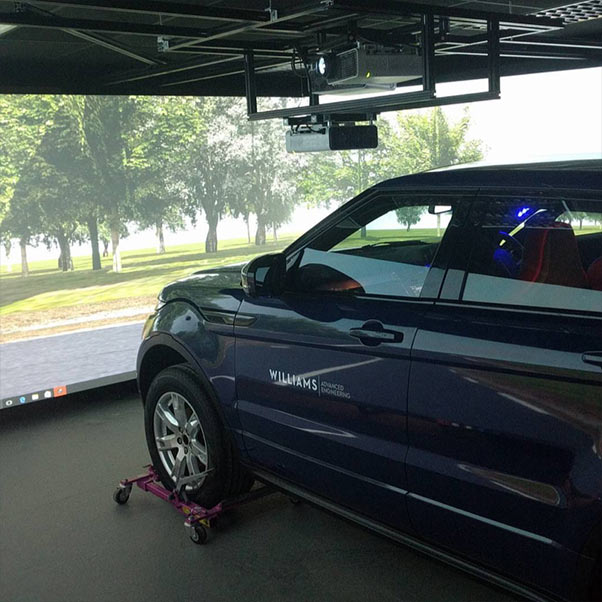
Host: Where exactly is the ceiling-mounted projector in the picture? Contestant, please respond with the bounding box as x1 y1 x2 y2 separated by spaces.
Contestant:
311 45 422 95
286 124 378 153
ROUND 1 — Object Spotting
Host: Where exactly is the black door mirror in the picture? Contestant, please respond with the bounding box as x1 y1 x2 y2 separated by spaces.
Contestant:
241 253 286 297
428 204 452 215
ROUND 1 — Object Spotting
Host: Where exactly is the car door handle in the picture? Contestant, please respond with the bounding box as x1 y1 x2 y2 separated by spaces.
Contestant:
349 321 404 346
582 352 602 368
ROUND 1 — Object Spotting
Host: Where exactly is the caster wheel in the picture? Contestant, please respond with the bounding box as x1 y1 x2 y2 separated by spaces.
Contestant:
113 487 130 505
189 525 208 545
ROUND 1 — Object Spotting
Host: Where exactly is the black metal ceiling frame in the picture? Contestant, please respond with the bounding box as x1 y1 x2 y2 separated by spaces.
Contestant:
0 0 336 89
243 1 563 121
4 0 597 101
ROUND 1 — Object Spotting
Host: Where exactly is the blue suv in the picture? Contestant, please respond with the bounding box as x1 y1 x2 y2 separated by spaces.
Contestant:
137 159 602 601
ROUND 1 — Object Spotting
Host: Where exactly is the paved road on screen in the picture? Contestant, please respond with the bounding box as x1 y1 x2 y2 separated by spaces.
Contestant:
0 323 142 399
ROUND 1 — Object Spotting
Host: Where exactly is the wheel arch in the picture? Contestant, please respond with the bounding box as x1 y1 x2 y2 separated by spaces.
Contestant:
137 341 188 401
137 333 224 424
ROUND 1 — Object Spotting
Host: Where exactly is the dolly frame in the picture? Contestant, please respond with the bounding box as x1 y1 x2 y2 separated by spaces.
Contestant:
113 465 276 544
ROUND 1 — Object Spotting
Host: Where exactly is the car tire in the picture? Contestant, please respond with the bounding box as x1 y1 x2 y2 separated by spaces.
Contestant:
144 364 253 507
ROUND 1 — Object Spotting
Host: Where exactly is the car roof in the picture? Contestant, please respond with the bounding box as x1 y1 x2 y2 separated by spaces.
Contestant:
377 158 602 192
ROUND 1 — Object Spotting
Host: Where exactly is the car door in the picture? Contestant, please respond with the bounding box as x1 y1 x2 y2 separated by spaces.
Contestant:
235 190 468 532
406 191 602 599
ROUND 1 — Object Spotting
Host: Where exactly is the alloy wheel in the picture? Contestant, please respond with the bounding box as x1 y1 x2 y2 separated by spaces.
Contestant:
153 391 210 492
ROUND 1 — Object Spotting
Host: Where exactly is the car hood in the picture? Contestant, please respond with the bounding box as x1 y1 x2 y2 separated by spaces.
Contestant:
160 262 245 314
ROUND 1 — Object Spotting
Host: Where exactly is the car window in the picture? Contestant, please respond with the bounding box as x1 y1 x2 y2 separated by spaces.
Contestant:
289 195 456 298
463 197 602 313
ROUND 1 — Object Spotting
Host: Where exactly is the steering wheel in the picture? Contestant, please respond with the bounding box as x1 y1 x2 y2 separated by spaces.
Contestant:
498 232 524 262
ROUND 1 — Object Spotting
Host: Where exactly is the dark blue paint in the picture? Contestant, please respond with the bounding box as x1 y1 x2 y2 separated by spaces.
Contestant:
234 292 427 533
407 304 602 599
375 159 602 193
138 160 602 601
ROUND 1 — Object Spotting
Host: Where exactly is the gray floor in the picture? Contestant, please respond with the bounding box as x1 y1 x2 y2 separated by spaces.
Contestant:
0 323 141 401
0 386 516 602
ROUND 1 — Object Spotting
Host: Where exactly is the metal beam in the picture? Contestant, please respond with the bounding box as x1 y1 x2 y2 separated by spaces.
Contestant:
438 50 584 61
104 42 294 88
1 1 164 65
328 0 562 31
248 89 500 120
503 39 602 51
171 39 296 53
0 12 211 37
107 55 244 86
249 89 434 119
440 35 602 55
437 33 602 62
169 47 294 59
422 13 435 93
161 59 294 88
0 6 309 39
488 17 500 96
244 50 257 115
26 1 306 37
63 29 163 65
26 0 271 23
166 1 332 52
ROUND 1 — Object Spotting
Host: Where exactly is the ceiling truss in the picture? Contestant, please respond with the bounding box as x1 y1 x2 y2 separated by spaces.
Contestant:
0 0 600 103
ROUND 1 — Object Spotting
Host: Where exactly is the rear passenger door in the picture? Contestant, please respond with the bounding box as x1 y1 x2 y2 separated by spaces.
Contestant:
406 192 602 599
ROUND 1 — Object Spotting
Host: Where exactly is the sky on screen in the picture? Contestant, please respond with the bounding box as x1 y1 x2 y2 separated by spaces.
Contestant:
2 66 600 264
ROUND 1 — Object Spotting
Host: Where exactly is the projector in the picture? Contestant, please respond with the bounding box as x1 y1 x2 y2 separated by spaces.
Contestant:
312 45 422 95
286 124 378 153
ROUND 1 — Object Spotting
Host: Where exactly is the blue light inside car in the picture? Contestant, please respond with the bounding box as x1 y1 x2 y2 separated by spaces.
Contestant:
516 207 531 219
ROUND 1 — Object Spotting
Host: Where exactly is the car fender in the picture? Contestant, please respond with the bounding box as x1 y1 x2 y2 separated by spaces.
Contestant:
137 300 241 434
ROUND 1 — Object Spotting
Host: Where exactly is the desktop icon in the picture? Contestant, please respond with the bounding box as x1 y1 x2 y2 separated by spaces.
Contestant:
53 385 67 397
31 393 39 401
44 390 52 398
5 399 13 407
19 396 26 404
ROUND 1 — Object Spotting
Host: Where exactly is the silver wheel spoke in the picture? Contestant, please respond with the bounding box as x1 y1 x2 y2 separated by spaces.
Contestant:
185 415 199 438
186 454 197 477
155 403 179 434
171 450 186 480
190 439 208 466
155 434 178 451
171 394 187 428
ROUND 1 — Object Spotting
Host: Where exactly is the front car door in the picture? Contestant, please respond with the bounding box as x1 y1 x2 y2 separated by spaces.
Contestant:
406 189 602 599
235 189 469 532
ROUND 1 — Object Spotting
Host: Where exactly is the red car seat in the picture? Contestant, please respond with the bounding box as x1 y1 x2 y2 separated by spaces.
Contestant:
519 222 588 288
587 257 602 291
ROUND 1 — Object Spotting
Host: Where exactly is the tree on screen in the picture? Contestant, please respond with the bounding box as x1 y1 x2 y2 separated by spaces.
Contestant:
387 107 483 231
234 99 302 246
395 205 426 231
0 95 57 276
299 119 395 210
383 106 484 176
128 97 190 254
166 97 243 253
0 162 43 278
78 96 138 272
36 101 101 271
300 107 484 212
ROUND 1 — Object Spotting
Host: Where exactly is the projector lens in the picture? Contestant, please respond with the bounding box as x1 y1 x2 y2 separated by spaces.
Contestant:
317 56 327 76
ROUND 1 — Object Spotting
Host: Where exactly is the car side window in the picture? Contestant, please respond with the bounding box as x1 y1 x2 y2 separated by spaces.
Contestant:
289 195 456 299
463 196 602 313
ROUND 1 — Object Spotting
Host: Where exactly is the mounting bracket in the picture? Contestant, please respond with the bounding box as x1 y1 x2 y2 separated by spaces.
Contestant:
243 1 561 122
